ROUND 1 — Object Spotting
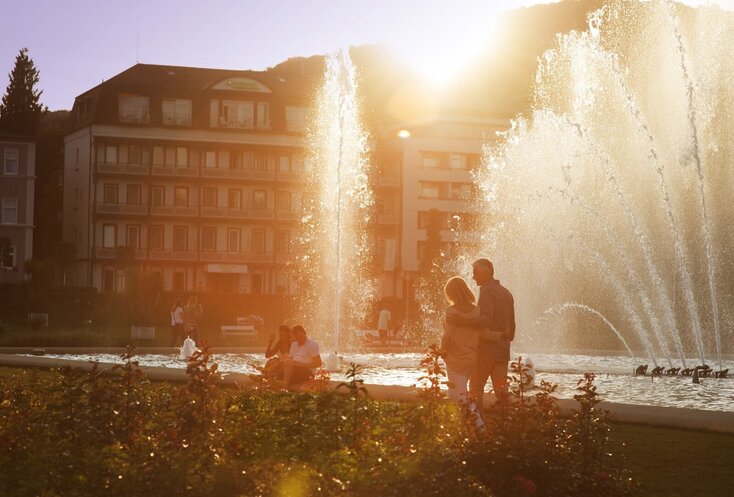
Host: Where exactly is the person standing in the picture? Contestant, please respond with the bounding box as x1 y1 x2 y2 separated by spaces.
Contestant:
169 299 185 347
447 258 515 414
182 296 203 341
441 276 484 430
377 304 393 340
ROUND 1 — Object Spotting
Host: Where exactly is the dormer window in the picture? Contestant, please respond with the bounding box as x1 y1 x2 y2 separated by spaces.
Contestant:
162 98 192 125
118 94 150 123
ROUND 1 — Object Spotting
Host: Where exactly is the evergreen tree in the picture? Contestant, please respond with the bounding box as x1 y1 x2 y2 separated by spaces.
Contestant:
0 47 45 135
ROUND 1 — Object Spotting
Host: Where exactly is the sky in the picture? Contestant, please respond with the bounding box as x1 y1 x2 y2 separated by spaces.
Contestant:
1 0 731 111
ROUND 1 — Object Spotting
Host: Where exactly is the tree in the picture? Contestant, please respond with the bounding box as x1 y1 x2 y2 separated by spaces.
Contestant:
0 48 46 136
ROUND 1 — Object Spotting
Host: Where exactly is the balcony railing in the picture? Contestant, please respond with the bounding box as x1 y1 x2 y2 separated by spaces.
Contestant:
96 162 150 175
276 170 305 182
200 251 273 264
95 203 148 216
276 210 299 221
149 205 199 217
151 165 199 177
94 247 146 259
149 249 197 261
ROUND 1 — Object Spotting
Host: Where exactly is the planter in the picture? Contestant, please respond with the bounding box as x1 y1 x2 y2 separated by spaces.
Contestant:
131 325 156 340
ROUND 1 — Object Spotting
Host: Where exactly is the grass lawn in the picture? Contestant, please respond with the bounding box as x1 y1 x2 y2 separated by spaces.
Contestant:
611 422 734 497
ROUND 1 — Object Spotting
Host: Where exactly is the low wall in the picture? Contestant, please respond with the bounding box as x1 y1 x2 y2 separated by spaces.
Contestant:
1 352 732 434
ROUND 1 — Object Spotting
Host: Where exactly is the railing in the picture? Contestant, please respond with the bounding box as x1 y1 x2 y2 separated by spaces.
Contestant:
96 162 149 175
95 203 148 216
151 165 199 177
149 249 197 261
276 210 299 221
249 209 275 220
149 205 198 217
199 251 273 264
94 247 146 259
276 170 305 182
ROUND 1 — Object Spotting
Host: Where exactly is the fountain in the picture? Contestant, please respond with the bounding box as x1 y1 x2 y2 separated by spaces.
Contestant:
296 49 377 353
473 0 734 370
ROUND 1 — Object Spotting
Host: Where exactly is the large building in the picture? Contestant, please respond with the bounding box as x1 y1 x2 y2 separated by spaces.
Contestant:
0 131 35 284
62 63 508 302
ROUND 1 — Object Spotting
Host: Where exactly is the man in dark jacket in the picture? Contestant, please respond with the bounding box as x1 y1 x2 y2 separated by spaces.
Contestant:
448 258 515 415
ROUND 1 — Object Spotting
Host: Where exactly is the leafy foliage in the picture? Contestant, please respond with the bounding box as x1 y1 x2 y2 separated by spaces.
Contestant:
0 352 637 497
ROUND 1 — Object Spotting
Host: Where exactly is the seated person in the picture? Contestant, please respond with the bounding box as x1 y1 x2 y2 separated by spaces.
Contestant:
283 325 322 388
263 324 292 378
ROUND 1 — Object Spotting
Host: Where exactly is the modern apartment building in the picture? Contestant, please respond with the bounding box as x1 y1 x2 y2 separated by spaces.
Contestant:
0 131 35 283
63 64 313 294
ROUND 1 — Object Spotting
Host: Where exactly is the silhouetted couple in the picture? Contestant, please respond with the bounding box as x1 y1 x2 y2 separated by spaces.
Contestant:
442 258 515 427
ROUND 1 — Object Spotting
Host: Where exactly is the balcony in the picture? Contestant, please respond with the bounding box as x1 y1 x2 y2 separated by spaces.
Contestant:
276 170 305 182
200 168 278 181
149 249 197 261
149 205 199 217
276 210 299 221
95 202 148 216
151 165 199 178
96 162 149 175
200 206 227 218
94 247 146 259
199 251 273 264
249 209 275 220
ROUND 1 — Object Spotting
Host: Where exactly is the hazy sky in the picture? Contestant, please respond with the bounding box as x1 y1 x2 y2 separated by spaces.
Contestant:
1 0 731 111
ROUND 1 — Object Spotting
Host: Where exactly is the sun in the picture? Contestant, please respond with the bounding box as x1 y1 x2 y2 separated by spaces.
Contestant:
387 3 504 88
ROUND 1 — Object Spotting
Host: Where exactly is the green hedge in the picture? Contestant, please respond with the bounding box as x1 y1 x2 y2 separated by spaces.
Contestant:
0 349 638 497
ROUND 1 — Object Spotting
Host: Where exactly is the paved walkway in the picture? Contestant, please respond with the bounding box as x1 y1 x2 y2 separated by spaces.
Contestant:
1 351 733 433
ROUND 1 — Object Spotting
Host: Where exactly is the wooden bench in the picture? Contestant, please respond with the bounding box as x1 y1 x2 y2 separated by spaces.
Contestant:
220 325 257 339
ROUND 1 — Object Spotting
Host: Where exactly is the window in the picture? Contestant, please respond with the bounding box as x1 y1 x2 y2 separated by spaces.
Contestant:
126 225 140 248
204 151 216 169
102 224 116 248
0 243 15 268
165 146 176 166
278 154 290 172
241 150 254 170
210 99 220 127
105 145 118 164
151 186 164 207
3 149 19 175
251 229 265 254
103 268 115 292
118 94 150 123
1 198 18 224
421 152 441 169
149 225 164 249
126 184 142 205
176 147 188 167
162 98 192 125
118 144 129 164
254 151 268 171
227 228 240 253
253 190 267 210
220 100 254 129
227 189 241 209
174 187 188 207
285 106 308 132
103 184 118 204
201 227 216 252
202 187 217 208
256 102 270 129
276 191 291 211
449 153 467 170
217 149 230 169
276 230 290 254
251 271 263 295
419 181 442 199
152 146 164 165
173 226 188 251
129 144 141 164
450 183 472 200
